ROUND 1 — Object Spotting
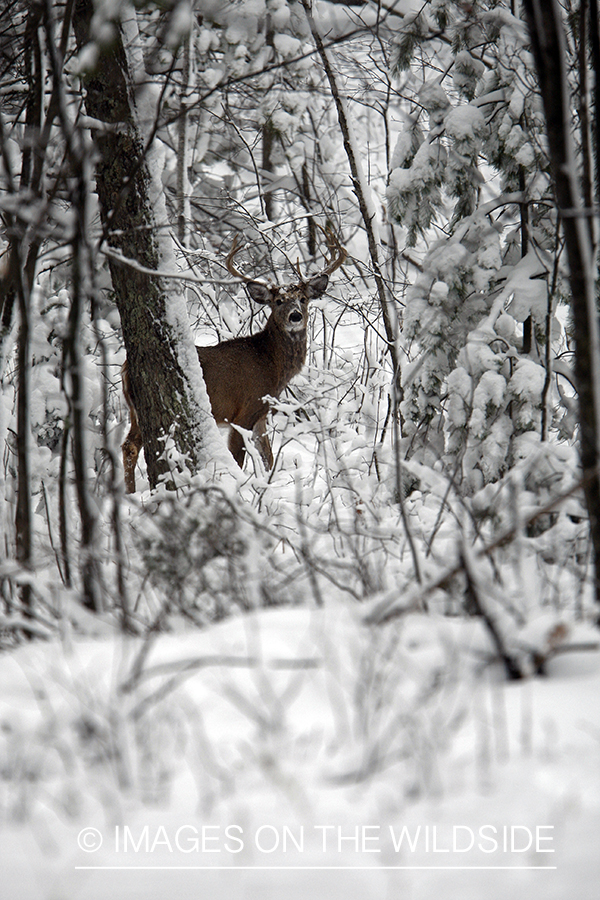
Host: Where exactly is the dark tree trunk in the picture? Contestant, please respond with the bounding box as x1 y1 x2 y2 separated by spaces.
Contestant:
39 0 103 611
519 170 533 355
523 0 600 614
72 0 219 490
13 0 46 616
262 15 276 222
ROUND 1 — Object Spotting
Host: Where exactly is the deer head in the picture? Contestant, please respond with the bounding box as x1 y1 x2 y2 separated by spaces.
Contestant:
225 232 346 340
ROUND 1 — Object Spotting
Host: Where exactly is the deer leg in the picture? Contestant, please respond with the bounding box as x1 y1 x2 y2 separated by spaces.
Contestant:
252 417 274 470
228 427 246 469
121 360 144 493
122 422 143 494
122 389 143 495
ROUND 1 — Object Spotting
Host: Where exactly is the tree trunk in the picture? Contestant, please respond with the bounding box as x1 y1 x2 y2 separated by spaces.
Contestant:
12 0 46 616
72 0 230 490
262 15 276 222
176 5 192 246
523 0 600 614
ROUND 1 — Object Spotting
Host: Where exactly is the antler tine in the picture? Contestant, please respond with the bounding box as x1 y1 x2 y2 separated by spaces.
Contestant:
316 223 347 276
226 235 260 284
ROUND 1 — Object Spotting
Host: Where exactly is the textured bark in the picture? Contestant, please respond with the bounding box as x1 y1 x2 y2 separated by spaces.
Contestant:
13 0 45 615
261 16 276 221
38 0 103 611
176 20 192 245
72 0 214 490
523 0 600 611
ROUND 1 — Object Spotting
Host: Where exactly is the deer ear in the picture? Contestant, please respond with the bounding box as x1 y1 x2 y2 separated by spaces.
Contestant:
246 282 273 304
306 274 329 299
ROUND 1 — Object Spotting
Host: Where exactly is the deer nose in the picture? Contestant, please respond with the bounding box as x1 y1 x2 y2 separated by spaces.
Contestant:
289 310 303 325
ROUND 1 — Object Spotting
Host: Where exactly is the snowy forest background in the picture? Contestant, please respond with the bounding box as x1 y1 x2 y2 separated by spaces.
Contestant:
0 1 599 898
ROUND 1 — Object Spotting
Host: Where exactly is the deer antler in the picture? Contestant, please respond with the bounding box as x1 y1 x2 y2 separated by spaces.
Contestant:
317 223 347 276
226 229 346 284
226 235 253 282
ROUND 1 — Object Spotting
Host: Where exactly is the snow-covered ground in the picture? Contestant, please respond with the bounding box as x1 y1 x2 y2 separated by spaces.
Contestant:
1 604 598 899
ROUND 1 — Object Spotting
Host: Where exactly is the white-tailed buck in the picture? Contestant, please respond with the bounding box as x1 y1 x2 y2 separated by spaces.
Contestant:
122 234 346 492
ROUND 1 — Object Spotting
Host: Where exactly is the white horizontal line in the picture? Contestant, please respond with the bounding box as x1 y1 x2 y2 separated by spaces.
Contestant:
74 865 558 871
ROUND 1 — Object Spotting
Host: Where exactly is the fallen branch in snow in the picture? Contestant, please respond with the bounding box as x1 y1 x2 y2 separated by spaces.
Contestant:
364 467 596 626
123 654 322 721
121 652 321 692
0 614 54 640
548 640 599 654
460 544 525 680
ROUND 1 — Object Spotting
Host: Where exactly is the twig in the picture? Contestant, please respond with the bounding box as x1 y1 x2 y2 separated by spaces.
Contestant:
365 468 595 625
461 545 524 680
125 654 321 721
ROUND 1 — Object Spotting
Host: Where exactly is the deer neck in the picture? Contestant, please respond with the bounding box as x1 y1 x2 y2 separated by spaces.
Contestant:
264 316 307 389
